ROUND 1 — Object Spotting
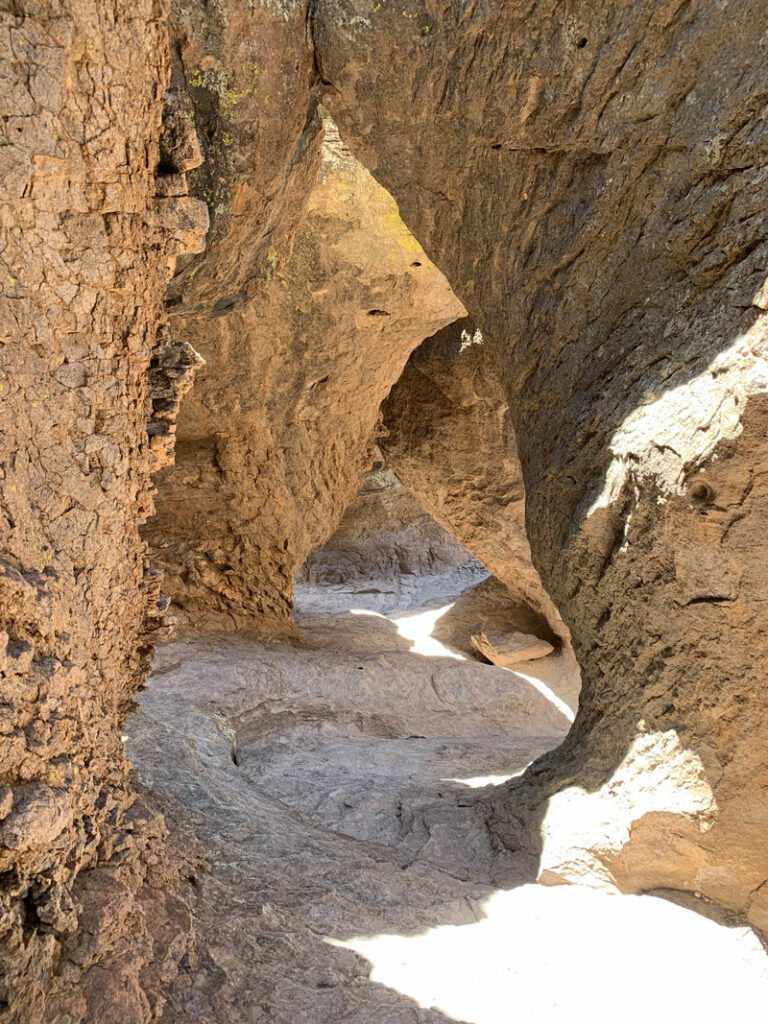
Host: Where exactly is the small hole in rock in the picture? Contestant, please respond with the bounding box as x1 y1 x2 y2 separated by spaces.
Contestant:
576 37 588 48
491 143 502 150
367 309 390 317
689 481 715 504
411 261 422 267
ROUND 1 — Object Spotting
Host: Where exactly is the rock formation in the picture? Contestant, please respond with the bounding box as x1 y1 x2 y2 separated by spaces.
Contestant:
3 0 768 1017
382 319 569 641
471 630 555 669
297 461 471 587
145 115 464 637
149 2 557 651
0 2 206 1019
124 605 573 1022
313 0 768 926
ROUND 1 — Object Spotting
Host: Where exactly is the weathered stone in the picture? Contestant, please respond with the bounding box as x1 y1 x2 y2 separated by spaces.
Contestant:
124 581 767 1021
145 119 464 638
159 86 204 175
312 0 768 924
297 461 471 586
4 0 768 1014
471 631 554 669
382 319 569 642
0 783 71 852
0 3 202 1018
146 327 205 474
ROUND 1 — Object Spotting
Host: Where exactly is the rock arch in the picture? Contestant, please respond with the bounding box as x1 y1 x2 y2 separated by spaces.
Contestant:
312 0 768 923
2 1 768 1018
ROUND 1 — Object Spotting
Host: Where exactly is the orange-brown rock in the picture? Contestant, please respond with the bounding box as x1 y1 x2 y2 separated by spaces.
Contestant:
382 319 569 642
145 121 464 637
4 1 768 1016
165 0 321 318
313 0 768 925
0 4 205 1019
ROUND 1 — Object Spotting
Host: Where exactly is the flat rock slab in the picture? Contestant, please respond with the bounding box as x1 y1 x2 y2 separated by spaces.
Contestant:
471 630 554 667
125 576 768 1021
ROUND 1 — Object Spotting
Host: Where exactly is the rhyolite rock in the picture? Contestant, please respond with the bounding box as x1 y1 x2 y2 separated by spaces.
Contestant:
312 0 768 925
0 3 204 1019
145 118 464 637
297 461 471 587
4 1 768 1017
471 630 555 669
381 318 569 643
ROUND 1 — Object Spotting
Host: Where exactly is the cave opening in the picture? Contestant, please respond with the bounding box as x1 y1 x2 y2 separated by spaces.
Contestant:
137 106 578 858
128 103 767 1019
4 2 768 1020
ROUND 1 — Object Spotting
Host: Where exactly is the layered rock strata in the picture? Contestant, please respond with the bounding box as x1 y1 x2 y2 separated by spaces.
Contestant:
312 0 768 925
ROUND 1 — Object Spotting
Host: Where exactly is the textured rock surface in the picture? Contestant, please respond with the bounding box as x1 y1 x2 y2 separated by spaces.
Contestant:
432 577 555 654
297 462 470 586
430 576 582 718
313 0 768 923
5 0 768 1015
382 319 568 641
125 581 768 1021
0 4 204 1020
124 578 568 1020
146 116 464 637
471 631 555 669
165 0 321 318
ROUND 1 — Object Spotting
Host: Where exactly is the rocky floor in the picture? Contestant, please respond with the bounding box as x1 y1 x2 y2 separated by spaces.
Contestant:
125 569 768 1022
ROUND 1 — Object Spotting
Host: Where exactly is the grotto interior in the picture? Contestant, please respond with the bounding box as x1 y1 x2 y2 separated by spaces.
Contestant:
1 1 768 1022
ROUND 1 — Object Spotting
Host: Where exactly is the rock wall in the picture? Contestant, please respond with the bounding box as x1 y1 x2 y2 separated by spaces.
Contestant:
145 116 464 637
313 0 768 926
5 3 768 1016
382 319 568 641
297 461 471 586
164 0 321 319
0 3 206 1019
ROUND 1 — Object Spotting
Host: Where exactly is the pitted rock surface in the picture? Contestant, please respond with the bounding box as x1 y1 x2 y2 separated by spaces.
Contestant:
312 0 768 923
146 119 464 637
0 4 205 1019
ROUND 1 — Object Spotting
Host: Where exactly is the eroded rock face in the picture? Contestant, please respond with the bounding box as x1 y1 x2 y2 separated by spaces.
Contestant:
313 0 768 924
5 5 768 1019
125 609 572 1022
0 4 205 1019
382 320 568 642
297 461 470 587
165 0 321 319
145 120 464 637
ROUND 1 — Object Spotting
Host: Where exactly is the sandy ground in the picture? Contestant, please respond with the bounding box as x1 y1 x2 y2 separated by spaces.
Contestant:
126 569 768 1022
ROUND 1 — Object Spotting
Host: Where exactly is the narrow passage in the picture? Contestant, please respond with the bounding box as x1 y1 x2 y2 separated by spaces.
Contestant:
127 564 768 1023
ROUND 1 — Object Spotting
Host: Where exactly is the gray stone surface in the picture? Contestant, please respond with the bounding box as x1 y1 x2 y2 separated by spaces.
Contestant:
126 577 767 1022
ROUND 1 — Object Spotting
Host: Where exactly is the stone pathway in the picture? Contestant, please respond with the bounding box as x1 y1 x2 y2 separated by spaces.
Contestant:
126 573 768 1023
